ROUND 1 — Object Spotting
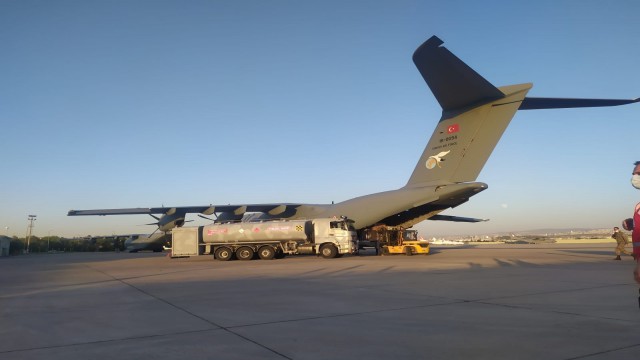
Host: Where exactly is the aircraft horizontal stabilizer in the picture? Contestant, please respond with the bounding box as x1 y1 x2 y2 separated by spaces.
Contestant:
428 215 489 223
520 97 640 110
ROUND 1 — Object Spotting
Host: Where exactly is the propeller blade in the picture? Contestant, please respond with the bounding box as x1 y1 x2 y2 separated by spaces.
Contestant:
149 227 159 237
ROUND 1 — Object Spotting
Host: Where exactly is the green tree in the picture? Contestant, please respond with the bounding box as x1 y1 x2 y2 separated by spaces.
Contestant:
9 237 24 255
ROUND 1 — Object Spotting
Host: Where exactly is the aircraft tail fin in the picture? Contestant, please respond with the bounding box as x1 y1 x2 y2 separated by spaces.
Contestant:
405 37 639 189
406 37 531 188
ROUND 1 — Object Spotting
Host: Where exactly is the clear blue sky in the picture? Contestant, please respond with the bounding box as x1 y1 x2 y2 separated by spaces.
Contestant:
1 0 639 238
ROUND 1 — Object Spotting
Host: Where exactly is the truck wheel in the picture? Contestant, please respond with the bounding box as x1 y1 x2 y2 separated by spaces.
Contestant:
236 246 254 261
404 246 413 256
258 246 275 260
215 247 233 261
320 244 338 259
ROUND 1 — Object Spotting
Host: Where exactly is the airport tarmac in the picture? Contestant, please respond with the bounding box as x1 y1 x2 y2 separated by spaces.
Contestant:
1 243 639 360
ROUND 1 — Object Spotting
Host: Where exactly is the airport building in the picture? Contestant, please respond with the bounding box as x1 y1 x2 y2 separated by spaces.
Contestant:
0 236 10 256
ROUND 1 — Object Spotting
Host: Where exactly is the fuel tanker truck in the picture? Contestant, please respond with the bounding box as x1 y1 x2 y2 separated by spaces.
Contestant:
170 217 358 261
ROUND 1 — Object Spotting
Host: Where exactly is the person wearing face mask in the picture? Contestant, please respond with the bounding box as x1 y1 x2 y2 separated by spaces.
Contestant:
611 227 632 260
629 161 640 284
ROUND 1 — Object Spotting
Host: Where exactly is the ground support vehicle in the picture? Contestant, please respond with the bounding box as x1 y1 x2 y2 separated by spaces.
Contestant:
360 225 429 256
171 217 358 261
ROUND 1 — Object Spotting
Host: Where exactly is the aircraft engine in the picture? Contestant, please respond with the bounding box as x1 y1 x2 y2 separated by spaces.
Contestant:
215 212 244 223
147 209 188 231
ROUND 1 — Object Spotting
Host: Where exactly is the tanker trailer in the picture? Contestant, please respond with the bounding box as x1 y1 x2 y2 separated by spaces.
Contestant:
199 217 357 261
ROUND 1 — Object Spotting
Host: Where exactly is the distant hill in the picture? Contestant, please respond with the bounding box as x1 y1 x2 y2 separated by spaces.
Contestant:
432 228 614 240
514 228 606 235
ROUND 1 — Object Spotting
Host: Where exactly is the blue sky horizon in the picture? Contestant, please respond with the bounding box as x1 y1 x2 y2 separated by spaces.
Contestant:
2 0 640 238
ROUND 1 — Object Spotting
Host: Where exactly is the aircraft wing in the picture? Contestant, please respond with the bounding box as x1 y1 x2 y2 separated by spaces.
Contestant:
68 204 309 231
68 204 304 217
68 208 171 216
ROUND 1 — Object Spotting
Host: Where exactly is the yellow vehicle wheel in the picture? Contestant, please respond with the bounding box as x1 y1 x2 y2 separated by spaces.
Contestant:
404 246 413 256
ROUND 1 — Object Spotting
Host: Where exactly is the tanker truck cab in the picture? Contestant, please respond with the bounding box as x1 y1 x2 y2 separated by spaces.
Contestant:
312 217 358 258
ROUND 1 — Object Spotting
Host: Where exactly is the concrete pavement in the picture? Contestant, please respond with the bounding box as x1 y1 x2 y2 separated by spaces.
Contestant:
1 243 639 359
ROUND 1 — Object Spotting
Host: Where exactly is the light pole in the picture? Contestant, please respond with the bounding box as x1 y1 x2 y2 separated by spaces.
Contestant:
26 215 36 254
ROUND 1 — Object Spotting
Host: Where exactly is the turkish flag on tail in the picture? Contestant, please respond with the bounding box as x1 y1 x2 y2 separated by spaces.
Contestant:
447 124 459 134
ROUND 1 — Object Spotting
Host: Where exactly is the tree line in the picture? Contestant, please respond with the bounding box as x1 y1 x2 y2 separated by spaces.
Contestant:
5 236 125 255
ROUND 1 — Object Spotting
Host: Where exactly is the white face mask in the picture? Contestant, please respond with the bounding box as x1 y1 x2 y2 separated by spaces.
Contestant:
632 174 640 189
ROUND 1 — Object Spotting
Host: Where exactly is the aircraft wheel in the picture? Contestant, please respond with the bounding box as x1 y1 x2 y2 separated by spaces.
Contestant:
404 246 413 256
258 246 276 260
215 247 233 261
236 246 254 261
320 244 338 259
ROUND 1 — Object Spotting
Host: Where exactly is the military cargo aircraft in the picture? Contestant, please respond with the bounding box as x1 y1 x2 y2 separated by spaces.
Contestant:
68 36 639 235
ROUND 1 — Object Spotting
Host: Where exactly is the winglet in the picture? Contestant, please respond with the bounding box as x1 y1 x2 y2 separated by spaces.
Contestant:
412 36 505 112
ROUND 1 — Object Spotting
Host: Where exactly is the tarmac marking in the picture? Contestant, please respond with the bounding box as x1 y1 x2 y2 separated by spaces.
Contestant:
0 279 118 299
0 328 223 355
564 343 640 359
308 264 364 276
81 263 295 360
223 299 468 330
471 283 638 323
375 266 398 273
